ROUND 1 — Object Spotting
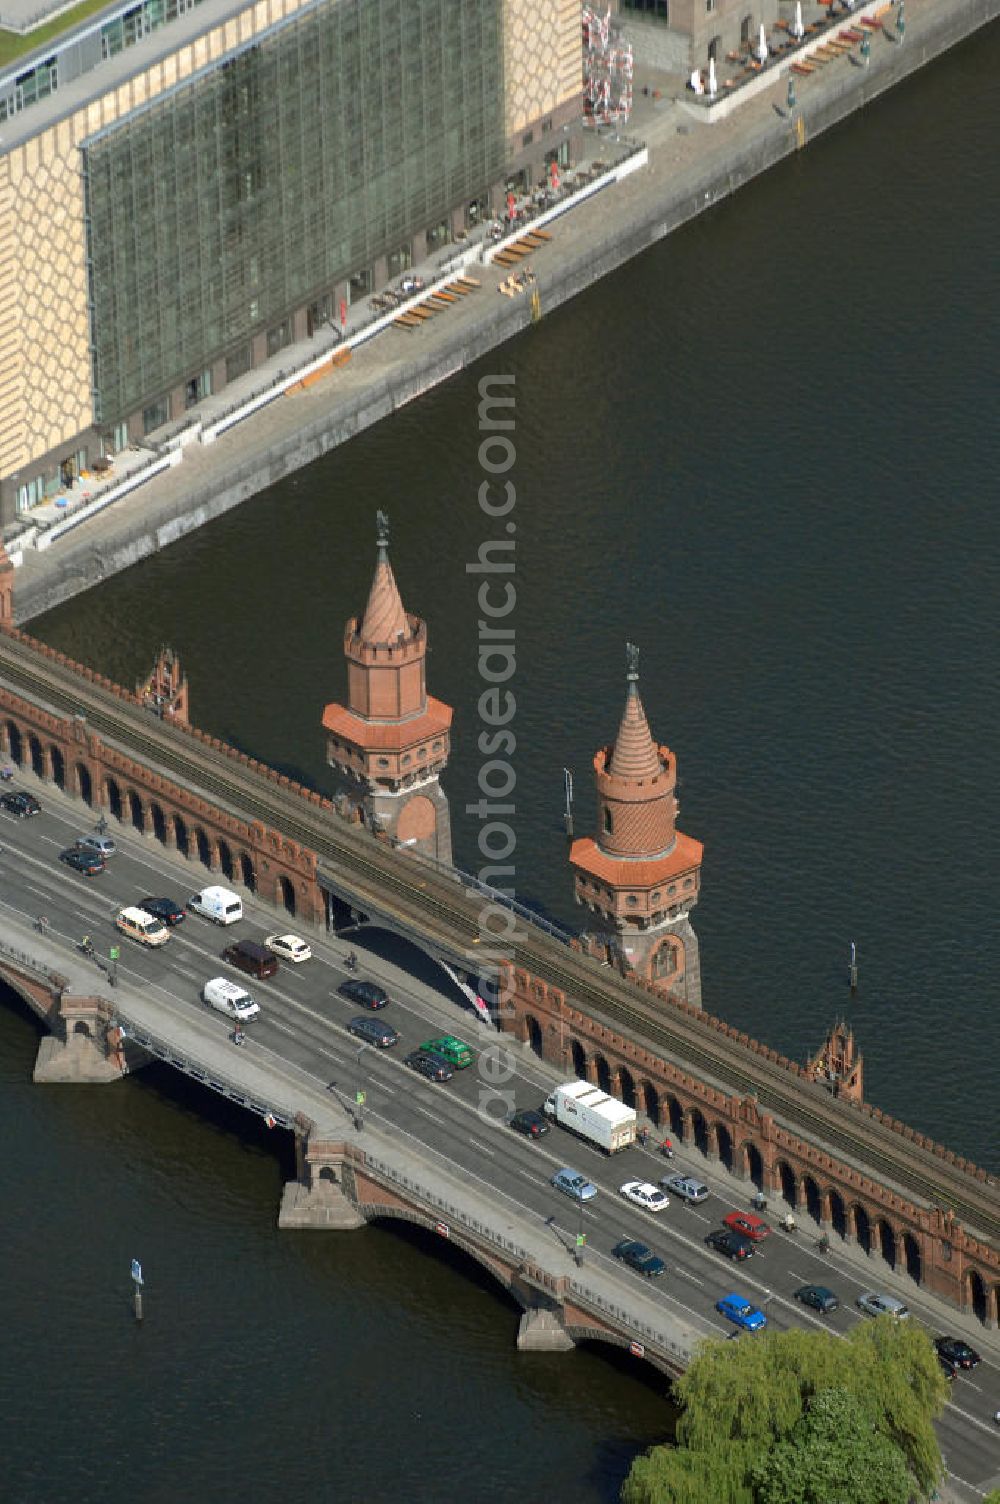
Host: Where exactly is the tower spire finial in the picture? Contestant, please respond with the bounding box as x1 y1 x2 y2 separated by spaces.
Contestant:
376 509 390 565
626 640 639 694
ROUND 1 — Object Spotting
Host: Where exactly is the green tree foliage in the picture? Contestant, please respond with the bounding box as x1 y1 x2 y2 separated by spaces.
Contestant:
751 1388 911 1504
621 1318 947 1504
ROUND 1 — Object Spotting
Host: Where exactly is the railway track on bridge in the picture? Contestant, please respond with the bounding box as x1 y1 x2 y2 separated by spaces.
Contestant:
3 635 998 1243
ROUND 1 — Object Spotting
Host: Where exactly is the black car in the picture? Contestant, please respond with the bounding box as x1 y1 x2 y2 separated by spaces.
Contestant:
937 1355 958 1383
140 897 186 926
403 1049 452 1082
795 1284 840 1314
59 845 105 876
705 1228 755 1261
348 1016 398 1049
934 1337 981 1370
338 979 389 1010
509 1109 550 1138
0 791 41 817
612 1239 666 1278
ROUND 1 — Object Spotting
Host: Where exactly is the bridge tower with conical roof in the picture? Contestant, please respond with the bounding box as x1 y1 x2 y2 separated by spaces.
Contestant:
569 644 703 1006
322 512 453 863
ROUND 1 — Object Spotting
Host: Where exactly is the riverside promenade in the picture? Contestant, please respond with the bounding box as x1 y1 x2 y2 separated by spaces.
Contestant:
9 0 998 623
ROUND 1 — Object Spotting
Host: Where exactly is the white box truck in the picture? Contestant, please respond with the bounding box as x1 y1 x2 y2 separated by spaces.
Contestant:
543 1080 637 1154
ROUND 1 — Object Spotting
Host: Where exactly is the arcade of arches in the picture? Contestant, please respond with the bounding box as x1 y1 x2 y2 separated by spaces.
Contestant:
0 704 323 923
507 968 999 1329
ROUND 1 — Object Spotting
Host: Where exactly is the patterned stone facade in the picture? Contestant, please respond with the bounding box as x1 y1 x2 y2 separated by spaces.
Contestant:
503 0 583 139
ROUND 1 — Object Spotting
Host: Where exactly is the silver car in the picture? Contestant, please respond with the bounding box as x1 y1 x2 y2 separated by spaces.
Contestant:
551 1168 598 1203
661 1173 710 1204
76 833 117 858
856 1292 909 1320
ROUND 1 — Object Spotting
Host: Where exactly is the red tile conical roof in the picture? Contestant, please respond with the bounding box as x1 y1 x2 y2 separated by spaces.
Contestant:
360 516 409 645
608 673 664 782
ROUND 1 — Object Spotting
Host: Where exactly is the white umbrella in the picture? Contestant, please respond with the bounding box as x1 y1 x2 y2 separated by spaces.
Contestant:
792 0 804 36
758 21 769 60
708 56 718 96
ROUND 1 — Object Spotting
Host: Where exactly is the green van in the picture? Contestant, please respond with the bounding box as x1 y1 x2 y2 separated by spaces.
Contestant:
420 1034 474 1069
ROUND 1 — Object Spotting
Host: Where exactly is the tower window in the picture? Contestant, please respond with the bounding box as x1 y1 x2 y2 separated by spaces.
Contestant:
603 807 613 835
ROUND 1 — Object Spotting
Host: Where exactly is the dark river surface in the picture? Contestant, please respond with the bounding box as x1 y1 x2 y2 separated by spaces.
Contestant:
6 27 999 1503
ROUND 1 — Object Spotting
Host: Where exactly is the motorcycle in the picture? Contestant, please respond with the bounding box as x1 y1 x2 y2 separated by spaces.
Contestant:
344 951 358 974
77 937 95 958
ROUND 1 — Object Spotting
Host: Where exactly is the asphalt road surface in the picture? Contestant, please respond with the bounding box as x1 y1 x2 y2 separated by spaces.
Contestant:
1 782 998 1501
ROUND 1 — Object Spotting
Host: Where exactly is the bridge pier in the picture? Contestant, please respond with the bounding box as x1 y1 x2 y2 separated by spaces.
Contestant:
34 998 129 1084
516 1307 575 1353
278 1133 365 1231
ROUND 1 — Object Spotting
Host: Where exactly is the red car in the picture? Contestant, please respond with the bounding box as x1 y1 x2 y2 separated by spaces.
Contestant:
724 1211 771 1241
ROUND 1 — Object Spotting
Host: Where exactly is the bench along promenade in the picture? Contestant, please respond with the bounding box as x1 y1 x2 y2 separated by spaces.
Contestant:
0 620 997 1330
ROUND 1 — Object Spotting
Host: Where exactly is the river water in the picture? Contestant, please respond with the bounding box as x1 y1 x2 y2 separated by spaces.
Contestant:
6 27 999 1502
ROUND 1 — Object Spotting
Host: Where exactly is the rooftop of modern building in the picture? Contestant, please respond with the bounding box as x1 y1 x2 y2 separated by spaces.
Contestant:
0 0 282 151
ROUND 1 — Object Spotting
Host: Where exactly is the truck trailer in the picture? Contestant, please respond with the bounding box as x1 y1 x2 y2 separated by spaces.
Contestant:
542 1079 637 1154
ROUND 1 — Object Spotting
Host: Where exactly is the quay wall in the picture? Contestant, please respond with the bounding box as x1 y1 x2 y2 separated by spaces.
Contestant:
13 0 999 624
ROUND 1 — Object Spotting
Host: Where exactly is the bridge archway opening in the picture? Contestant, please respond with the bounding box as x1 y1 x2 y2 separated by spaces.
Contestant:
74 762 93 806
317 1166 339 1187
689 1107 709 1157
594 1054 612 1094
363 1213 523 1311
828 1189 847 1239
524 1014 543 1058
716 1123 734 1173
876 1218 897 1270
49 745 65 789
776 1161 797 1207
642 1082 660 1127
173 814 190 857
240 853 256 892
743 1141 764 1191
276 875 296 916
128 790 144 832
217 839 234 882
195 828 212 869
852 1204 872 1254
965 1268 987 1324
72 1020 92 1038
150 802 167 844
29 733 44 779
571 1336 669 1386
665 1094 685 1140
617 1065 636 1110
570 1040 588 1080
802 1175 822 1225
105 777 123 823
4 721 23 765
902 1232 921 1284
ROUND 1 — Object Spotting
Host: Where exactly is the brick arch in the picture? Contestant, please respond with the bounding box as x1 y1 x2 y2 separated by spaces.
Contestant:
688 1105 709 1156
570 1038 588 1079
902 1230 922 1284
828 1187 847 1239
173 812 190 857
359 1205 519 1298
149 801 167 843
665 1093 685 1139
276 874 296 916
73 761 93 805
617 1063 636 1109
641 1080 661 1126
105 775 124 822
217 837 235 881
49 743 65 789
801 1174 823 1225
194 827 214 869
524 1014 543 1057
3 719 23 764
876 1217 898 1269
239 851 256 892
775 1160 798 1206
715 1121 734 1172
851 1202 873 1254
28 731 45 778
593 1053 611 1093
128 788 145 832
965 1267 988 1323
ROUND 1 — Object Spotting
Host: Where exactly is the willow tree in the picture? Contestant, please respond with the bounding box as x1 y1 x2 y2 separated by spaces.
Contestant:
621 1317 947 1504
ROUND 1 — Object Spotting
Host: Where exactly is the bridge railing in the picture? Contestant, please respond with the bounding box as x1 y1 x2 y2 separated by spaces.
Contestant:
0 935 67 988
361 1151 694 1365
113 1014 298 1130
385 840 575 948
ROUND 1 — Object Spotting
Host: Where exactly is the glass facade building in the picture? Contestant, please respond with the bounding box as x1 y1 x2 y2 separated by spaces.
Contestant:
82 0 506 424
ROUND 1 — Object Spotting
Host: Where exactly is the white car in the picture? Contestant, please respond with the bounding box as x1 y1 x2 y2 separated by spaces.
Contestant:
265 933 312 964
620 1180 670 1213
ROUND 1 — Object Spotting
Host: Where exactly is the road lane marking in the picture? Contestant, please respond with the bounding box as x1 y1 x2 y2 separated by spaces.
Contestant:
466 1137 495 1158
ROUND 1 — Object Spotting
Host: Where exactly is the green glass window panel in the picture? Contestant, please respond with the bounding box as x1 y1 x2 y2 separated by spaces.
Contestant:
83 0 505 423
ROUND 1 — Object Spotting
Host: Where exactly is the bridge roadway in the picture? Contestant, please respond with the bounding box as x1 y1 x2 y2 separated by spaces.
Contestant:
2 631 998 1244
0 788 998 1501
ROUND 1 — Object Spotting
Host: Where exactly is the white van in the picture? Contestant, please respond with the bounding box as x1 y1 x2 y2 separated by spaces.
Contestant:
116 905 169 948
188 886 243 925
201 977 260 1021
